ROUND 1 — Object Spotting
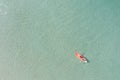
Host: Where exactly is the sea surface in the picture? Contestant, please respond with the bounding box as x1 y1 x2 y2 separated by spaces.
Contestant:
0 0 120 80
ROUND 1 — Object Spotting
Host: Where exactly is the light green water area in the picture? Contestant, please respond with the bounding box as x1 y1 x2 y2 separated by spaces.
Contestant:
0 0 120 80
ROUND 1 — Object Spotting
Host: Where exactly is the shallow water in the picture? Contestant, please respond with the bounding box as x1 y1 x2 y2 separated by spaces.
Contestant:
0 0 120 80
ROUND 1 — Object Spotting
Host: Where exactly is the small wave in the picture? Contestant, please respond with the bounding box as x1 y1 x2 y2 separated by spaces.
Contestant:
0 3 8 15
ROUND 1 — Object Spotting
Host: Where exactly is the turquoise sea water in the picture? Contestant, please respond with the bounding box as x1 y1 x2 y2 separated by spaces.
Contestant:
0 0 120 80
